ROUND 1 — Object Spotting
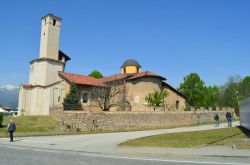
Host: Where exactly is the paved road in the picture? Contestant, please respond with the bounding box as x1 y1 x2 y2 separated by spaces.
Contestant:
1 145 249 165
1 121 248 157
1 121 250 164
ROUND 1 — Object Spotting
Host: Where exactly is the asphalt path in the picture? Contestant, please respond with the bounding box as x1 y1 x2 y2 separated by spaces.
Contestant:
1 121 250 165
0 145 249 165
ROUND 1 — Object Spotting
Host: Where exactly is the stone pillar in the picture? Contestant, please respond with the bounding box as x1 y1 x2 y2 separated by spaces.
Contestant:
190 106 195 112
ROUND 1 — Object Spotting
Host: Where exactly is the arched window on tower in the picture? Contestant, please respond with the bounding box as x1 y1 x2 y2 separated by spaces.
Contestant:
53 19 56 26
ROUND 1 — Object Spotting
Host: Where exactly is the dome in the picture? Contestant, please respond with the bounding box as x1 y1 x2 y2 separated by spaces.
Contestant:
121 59 141 68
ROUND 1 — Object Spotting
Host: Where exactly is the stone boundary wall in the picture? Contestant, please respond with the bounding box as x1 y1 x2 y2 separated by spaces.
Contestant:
50 106 233 132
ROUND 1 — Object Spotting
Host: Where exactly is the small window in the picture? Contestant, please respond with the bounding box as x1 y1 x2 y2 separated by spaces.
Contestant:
53 19 56 26
45 19 46 24
134 96 140 103
82 92 89 104
58 96 60 103
176 100 179 110
44 33 45 36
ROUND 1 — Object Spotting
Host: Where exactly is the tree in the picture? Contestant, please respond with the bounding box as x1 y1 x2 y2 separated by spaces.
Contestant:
145 90 168 111
204 85 221 109
219 75 241 116
239 76 250 99
222 83 239 111
88 70 104 79
178 73 206 108
91 80 128 111
63 82 82 110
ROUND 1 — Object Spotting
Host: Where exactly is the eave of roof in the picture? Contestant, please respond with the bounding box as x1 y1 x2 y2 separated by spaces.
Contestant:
21 80 63 89
162 82 188 100
59 50 71 61
128 71 166 81
41 14 62 21
30 58 65 65
100 73 134 83
59 72 106 87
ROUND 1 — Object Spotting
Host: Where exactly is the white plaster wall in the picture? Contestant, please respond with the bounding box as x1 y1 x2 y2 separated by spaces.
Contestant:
18 87 26 116
29 60 64 86
29 61 47 85
39 16 61 60
18 81 67 116
45 60 64 85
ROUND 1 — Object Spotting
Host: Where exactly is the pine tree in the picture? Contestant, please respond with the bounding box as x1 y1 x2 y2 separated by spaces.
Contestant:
63 82 82 110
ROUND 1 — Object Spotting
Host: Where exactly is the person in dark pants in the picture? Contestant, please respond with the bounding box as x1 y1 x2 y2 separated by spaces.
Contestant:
7 119 16 142
214 114 219 127
226 111 232 127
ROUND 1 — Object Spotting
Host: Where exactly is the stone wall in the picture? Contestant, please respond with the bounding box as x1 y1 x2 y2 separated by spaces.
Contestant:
50 106 232 132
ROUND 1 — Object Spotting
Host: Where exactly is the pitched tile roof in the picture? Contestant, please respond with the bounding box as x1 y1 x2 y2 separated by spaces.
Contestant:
100 73 133 83
59 72 106 86
59 71 166 86
23 71 166 88
128 71 166 81
162 82 188 100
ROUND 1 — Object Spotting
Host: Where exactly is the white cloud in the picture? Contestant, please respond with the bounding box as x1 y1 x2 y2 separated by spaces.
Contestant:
0 84 18 91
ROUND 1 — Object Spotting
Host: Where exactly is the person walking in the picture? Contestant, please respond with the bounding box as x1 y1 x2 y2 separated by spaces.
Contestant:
226 111 232 127
214 114 220 127
7 119 16 142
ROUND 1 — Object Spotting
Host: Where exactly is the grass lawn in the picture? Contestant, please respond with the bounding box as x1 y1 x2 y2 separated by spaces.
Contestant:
0 116 60 137
119 127 250 149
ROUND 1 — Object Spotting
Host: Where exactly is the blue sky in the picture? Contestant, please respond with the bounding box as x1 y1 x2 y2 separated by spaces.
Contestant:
0 0 249 88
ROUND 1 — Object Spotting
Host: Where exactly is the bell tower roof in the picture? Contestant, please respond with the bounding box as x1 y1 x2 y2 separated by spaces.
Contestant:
41 13 62 21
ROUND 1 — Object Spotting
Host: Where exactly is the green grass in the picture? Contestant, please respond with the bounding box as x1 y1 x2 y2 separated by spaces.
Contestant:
119 127 250 148
0 116 60 137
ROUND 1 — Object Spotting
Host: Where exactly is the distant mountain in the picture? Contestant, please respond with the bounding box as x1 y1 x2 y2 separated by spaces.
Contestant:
0 85 19 109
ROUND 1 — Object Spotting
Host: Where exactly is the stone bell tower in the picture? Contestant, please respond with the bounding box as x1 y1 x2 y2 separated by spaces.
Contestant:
29 14 70 86
39 14 61 60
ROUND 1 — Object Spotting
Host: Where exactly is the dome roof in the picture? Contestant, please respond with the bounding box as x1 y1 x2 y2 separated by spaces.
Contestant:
121 59 141 68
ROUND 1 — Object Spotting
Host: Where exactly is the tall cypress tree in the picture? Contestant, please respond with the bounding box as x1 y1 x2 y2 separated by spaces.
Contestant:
63 82 82 110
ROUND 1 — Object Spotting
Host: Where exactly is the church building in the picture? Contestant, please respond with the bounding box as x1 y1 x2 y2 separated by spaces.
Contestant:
18 14 186 116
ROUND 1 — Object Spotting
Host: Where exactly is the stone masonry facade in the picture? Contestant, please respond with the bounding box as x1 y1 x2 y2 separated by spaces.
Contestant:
50 106 234 132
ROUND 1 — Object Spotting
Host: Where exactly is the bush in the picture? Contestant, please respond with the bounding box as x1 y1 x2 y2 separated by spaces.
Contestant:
145 90 168 111
0 112 3 126
63 82 82 110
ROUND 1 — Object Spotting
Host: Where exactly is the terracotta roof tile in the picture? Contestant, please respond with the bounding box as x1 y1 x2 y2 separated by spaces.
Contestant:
23 71 166 88
100 74 133 83
162 82 188 100
59 72 105 86
128 71 166 80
